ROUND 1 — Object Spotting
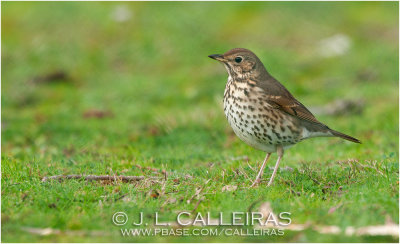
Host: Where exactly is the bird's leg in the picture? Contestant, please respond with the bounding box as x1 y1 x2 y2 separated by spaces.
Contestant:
250 153 271 188
267 146 284 187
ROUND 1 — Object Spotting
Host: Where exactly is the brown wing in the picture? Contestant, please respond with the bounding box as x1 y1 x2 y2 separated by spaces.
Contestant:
265 95 321 124
252 70 324 125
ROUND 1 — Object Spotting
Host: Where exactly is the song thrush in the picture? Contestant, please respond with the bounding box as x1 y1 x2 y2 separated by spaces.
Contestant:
209 48 361 187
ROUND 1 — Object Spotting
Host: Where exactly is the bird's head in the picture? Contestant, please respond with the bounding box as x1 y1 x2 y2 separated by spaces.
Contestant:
208 48 265 78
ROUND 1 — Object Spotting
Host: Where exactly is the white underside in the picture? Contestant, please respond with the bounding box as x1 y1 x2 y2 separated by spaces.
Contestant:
228 120 296 153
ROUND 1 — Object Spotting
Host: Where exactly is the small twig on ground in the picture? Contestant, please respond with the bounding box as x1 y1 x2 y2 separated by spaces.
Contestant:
41 175 157 183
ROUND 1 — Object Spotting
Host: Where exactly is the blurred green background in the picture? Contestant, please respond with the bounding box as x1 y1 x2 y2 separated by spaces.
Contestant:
2 2 399 243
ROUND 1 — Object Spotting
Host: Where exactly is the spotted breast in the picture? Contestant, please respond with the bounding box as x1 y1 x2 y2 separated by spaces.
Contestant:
223 77 303 153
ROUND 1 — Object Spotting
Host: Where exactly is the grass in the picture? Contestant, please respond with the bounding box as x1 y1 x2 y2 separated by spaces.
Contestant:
2 2 399 242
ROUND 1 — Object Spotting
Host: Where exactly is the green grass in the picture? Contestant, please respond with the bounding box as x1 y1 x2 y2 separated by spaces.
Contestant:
2 2 399 242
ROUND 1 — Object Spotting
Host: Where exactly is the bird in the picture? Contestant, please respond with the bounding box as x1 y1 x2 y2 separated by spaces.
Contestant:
208 48 361 187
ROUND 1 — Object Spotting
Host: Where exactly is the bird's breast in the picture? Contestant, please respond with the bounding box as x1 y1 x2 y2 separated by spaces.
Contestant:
223 78 303 152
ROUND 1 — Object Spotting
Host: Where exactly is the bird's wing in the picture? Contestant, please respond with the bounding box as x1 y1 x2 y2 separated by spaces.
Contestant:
255 75 322 124
265 95 321 124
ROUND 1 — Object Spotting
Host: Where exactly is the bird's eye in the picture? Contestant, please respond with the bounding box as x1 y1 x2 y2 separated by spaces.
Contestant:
235 57 243 63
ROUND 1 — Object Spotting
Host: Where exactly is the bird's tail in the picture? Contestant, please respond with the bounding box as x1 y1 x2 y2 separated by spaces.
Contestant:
330 129 361 143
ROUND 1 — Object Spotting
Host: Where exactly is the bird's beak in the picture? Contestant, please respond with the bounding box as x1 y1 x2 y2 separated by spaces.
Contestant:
208 54 225 62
